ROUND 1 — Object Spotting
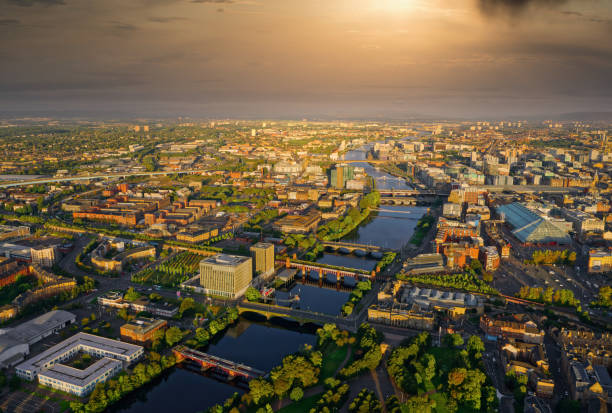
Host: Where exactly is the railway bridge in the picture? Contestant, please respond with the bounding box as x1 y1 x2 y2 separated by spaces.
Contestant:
173 346 266 380
278 258 375 282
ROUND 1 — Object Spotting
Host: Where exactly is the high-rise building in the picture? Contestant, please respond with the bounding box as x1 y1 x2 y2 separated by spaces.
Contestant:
199 254 252 299
250 242 275 276
330 165 354 189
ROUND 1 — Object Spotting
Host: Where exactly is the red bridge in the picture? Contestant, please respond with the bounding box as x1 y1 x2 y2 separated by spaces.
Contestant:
173 346 266 380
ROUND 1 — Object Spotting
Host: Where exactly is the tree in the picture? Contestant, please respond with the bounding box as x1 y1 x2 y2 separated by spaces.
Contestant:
195 327 210 344
179 297 195 317
290 386 304 402
444 333 464 348
165 327 183 347
124 287 140 302
249 378 274 405
245 286 262 302
467 336 484 359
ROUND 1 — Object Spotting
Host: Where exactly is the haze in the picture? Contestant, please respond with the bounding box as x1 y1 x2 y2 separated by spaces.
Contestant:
1 0 611 119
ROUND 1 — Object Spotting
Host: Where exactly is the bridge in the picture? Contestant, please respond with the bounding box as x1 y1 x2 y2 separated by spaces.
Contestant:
0 169 211 188
279 258 374 281
173 346 266 380
237 301 359 332
378 189 447 197
321 241 390 254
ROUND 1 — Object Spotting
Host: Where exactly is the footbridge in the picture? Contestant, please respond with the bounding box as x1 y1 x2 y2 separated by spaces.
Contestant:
173 346 266 380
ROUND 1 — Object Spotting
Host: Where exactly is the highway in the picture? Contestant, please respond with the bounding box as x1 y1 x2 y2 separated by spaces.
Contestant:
0 169 210 188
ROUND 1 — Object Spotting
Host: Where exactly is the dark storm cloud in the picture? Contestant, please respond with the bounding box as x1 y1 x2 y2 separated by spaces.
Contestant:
4 0 65 6
561 10 612 27
0 18 20 25
477 0 567 16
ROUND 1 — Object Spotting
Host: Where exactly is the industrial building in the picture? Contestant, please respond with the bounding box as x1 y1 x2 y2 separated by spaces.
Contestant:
199 254 252 299
0 310 76 368
16 332 143 397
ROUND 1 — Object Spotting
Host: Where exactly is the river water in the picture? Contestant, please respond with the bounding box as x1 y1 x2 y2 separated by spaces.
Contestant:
111 319 317 413
112 145 426 412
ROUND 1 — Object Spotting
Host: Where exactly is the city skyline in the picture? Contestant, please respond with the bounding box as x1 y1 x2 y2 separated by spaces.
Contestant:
1 0 612 119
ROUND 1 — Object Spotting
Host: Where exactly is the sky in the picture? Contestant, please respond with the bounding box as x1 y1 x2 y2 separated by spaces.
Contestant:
1 0 611 120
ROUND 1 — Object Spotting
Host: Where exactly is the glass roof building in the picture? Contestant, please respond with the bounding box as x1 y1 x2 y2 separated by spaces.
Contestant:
497 203 571 245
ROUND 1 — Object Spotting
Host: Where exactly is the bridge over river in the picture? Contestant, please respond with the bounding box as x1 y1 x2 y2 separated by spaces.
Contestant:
173 346 267 380
237 301 360 332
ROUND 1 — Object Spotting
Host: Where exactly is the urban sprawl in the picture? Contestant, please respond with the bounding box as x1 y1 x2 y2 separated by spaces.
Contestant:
0 119 608 413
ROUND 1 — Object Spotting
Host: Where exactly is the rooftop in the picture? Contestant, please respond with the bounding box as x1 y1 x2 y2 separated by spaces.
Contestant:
201 254 250 267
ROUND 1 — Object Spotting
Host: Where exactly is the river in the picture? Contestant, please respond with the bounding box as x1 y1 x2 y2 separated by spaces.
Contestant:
111 319 317 413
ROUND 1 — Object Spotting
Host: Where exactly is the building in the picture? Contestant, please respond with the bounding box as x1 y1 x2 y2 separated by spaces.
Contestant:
399 285 484 318
30 245 59 268
199 254 252 299
250 242 275 277
368 303 435 330
480 314 545 344
16 332 143 397
588 249 612 273
273 211 321 234
97 291 179 318
442 203 462 219
0 225 30 242
479 246 500 271
330 165 354 189
0 310 76 368
176 226 219 244
497 203 571 245
120 317 167 344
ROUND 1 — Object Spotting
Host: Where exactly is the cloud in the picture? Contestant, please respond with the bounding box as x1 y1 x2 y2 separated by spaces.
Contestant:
148 16 187 23
0 18 20 25
477 0 568 17
4 0 65 6
110 21 138 31
191 0 233 3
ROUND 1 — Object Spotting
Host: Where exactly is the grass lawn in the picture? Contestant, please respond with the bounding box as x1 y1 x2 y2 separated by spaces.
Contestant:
277 392 322 413
319 344 349 381
430 392 450 413
428 347 459 376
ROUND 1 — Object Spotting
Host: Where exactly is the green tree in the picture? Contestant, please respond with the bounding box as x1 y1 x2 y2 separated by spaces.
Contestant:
165 327 183 347
444 333 464 348
179 297 195 317
290 386 304 402
245 286 262 302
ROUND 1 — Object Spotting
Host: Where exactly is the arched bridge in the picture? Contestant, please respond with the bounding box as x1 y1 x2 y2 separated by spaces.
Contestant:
278 258 375 281
237 301 359 333
321 241 392 254
173 346 266 380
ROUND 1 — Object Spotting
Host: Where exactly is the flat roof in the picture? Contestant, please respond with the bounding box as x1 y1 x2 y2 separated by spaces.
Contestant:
16 332 142 376
201 254 250 267
39 357 122 388
0 310 76 353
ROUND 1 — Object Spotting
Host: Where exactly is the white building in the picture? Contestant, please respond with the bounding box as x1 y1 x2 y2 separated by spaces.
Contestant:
16 332 143 397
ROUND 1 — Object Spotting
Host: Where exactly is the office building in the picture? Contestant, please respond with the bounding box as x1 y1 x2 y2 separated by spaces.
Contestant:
330 165 354 189
120 317 167 344
16 332 143 397
199 254 252 299
250 242 275 276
